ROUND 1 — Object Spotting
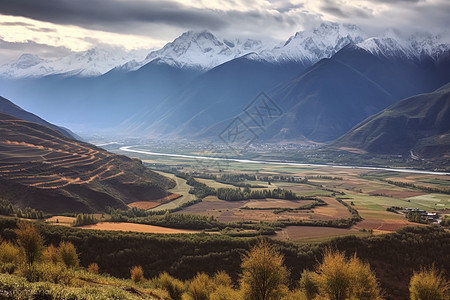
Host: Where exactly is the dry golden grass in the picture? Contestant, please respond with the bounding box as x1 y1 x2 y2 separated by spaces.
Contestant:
128 193 182 210
79 222 201 234
128 201 161 210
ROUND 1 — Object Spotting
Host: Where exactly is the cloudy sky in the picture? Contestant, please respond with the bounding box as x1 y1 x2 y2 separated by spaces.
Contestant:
0 0 449 64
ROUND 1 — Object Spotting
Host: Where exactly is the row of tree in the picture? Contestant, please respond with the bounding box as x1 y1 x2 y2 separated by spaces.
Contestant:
379 178 450 195
0 199 45 220
216 187 298 201
73 214 98 226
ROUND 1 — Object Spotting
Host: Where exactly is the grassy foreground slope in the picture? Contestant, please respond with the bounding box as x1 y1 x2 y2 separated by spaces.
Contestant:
1 217 449 299
0 113 175 213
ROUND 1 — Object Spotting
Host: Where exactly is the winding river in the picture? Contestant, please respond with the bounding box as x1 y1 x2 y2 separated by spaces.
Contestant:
119 146 450 176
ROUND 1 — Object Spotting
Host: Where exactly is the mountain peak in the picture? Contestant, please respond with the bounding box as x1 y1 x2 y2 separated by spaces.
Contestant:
0 47 145 78
264 22 366 64
141 30 265 70
14 54 46 69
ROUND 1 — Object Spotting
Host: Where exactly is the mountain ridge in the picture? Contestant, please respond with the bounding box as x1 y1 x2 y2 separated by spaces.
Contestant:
0 95 77 139
2 23 448 79
330 83 450 160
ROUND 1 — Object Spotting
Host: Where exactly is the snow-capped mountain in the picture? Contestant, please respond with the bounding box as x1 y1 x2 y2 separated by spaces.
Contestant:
257 23 367 64
126 30 267 71
355 29 449 60
408 33 450 59
2 23 449 79
0 47 147 78
356 30 417 60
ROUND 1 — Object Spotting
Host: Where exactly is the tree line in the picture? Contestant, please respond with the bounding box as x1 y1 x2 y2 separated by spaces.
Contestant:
0 199 46 220
0 221 448 300
216 187 299 201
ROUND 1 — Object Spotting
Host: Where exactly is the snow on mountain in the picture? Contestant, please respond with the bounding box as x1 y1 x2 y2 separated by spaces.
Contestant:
257 22 367 64
356 30 417 59
0 47 147 78
2 23 449 79
408 33 450 59
356 29 450 60
127 30 266 71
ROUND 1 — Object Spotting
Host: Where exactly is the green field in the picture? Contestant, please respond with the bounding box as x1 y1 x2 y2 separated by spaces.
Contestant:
112 147 450 241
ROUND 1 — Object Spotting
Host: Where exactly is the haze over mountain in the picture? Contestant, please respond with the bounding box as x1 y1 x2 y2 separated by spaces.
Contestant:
0 100 175 213
0 95 76 139
331 83 450 161
131 28 450 143
0 47 148 78
0 22 449 140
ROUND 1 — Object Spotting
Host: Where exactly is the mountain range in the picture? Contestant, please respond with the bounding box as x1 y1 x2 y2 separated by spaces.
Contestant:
0 22 449 147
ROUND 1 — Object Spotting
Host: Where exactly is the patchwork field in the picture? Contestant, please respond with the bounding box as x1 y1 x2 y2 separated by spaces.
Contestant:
113 146 450 241
148 171 196 211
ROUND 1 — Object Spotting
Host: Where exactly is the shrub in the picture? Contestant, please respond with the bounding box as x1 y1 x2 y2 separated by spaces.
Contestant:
314 249 382 300
240 239 289 300
88 263 99 274
43 244 59 264
299 270 318 300
210 285 242 300
213 271 232 288
130 265 145 283
0 241 20 273
409 265 449 300
58 241 79 268
153 272 185 300
37 262 73 284
15 223 45 266
189 272 214 300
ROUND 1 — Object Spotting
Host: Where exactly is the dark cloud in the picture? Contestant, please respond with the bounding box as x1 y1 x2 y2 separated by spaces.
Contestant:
0 21 31 26
0 0 449 62
0 39 72 64
321 0 371 19
0 0 228 33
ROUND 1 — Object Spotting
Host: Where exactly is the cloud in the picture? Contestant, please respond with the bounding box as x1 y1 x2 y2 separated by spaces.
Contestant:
320 4 370 19
0 0 228 33
0 39 72 64
0 0 449 63
0 0 314 42
301 0 450 39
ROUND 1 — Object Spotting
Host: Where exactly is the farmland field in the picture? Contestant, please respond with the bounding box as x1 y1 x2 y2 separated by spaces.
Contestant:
111 146 450 241
80 222 202 234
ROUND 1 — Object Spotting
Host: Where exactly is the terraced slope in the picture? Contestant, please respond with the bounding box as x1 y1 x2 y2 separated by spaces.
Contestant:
0 113 175 213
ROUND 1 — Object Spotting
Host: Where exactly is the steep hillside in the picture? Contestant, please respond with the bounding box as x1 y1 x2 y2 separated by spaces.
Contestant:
331 84 450 160
0 113 175 213
0 96 76 139
0 61 200 131
197 45 450 143
122 54 305 137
